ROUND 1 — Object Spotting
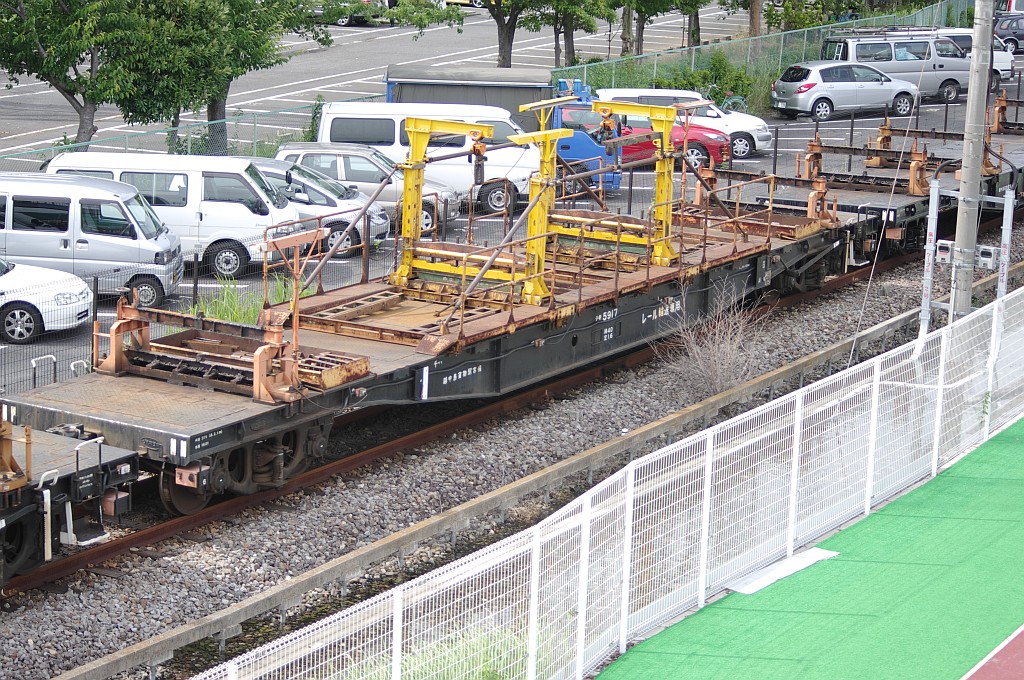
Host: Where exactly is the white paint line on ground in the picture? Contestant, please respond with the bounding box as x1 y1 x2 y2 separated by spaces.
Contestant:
727 548 840 595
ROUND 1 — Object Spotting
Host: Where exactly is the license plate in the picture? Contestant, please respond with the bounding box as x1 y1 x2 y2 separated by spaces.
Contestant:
777 102 787 109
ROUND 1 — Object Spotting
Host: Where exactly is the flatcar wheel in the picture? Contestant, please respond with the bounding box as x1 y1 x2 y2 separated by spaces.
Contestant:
159 469 213 516
2 516 39 576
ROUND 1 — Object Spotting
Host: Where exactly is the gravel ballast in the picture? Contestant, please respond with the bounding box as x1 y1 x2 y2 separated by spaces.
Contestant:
0 231 1020 680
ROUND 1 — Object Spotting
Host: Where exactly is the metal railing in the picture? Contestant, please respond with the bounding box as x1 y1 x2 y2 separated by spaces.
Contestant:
192 258 1024 680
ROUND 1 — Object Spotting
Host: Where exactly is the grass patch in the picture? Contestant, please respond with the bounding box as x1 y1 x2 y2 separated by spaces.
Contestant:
189 275 309 325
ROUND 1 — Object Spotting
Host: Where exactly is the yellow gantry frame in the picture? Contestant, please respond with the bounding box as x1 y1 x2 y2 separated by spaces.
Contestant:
390 117 495 286
508 127 573 304
589 101 680 265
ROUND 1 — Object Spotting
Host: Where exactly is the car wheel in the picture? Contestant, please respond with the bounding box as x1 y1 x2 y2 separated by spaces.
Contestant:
207 242 248 278
1 303 43 344
892 93 914 117
470 0 485 6
1007 38 1019 53
130 276 165 308
731 133 755 159
480 182 516 213
940 80 961 104
421 202 436 234
811 98 833 121
684 143 709 168
991 70 1002 94
336 14 353 26
327 223 360 258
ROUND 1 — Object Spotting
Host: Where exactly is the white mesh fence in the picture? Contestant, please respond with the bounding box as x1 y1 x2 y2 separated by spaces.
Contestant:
193 284 1024 680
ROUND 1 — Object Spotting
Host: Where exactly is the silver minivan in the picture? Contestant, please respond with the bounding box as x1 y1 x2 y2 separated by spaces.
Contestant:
820 34 970 102
0 173 182 307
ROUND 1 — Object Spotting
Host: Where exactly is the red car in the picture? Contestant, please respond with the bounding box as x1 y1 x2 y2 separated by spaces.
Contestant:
561 106 731 168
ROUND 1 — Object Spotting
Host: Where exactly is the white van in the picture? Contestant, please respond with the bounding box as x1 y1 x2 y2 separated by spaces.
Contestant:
820 33 971 102
316 102 539 213
45 153 300 277
0 173 182 307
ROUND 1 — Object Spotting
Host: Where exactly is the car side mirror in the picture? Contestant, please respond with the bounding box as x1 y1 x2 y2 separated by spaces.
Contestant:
252 200 270 216
293 192 310 204
706 110 720 118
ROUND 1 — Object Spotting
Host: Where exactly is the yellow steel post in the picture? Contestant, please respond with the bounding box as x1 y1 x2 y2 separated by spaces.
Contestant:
508 127 573 305
591 101 679 265
390 118 494 286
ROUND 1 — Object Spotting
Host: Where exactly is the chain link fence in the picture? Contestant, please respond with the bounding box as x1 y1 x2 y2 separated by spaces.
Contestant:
551 0 973 107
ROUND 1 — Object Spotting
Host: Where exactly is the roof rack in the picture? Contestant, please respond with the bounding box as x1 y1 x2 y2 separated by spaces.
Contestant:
826 24 946 36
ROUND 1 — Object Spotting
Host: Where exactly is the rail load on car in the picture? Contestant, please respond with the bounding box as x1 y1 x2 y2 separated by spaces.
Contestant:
2 96 1017 588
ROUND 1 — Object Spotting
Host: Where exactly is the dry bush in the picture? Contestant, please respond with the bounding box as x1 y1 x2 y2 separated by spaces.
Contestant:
657 289 769 399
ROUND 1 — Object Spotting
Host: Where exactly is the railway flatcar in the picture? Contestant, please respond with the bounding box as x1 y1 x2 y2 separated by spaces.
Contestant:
0 99 1015 587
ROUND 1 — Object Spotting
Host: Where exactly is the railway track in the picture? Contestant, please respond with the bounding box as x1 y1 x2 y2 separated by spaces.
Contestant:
1 247 934 596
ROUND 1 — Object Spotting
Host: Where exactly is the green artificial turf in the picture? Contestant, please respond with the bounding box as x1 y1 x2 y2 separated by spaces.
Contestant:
599 419 1024 680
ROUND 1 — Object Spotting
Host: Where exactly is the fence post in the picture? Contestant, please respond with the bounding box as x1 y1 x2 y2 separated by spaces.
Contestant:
786 391 804 557
930 328 950 477
253 115 258 156
526 527 541 680
802 29 808 62
862 360 882 516
617 463 636 654
391 588 404 680
696 429 715 608
574 494 593 680
982 302 1003 440
653 52 659 82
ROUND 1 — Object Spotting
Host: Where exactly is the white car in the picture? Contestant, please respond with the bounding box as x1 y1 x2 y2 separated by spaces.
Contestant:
596 88 775 159
0 258 92 344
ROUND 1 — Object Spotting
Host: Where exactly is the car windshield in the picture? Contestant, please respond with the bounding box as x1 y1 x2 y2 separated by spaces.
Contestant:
123 194 165 239
0 258 10 276
367 148 404 179
245 164 279 202
289 164 357 200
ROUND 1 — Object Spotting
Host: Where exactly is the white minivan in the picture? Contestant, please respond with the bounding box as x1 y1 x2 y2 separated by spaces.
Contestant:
44 153 300 277
0 173 182 307
316 102 540 213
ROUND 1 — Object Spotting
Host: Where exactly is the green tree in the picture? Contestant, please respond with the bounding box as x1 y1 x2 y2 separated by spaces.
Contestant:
622 0 684 54
102 0 234 128
0 0 131 144
521 0 615 66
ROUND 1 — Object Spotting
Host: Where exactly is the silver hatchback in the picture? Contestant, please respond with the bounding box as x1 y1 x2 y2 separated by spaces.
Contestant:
771 60 920 121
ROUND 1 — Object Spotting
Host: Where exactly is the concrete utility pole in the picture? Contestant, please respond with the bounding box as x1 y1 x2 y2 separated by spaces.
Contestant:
951 0 995 320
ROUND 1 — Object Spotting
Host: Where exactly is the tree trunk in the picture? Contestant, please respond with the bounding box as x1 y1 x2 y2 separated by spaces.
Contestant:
563 19 576 66
635 12 647 55
495 18 516 67
553 21 563 67
749 0 763 37
74 100 99 146
620 6 634 56
689 11 701 47
207 87 229 155
167 110 182 154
